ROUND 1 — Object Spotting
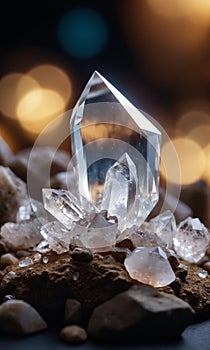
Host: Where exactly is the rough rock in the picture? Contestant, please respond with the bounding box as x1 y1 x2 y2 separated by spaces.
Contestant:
203 262 210 274
88 285 195 341
0 299 47 335
71 247 93 262
0 166 28 226
60 325 87 344
64 298 82 324
1 220 42 251
0 137 14 166
0 253 18 268
9 147 70 183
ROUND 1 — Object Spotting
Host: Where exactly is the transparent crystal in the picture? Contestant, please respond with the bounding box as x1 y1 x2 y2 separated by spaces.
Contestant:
145 210 176 248
42 189 87 229
19 257 33 267
40 221 71 254
196 270 208 279
173 217 210 263
101 153 138 232
124 246 175 287
35 240 50 253
42 256 48 264
70 71 161 229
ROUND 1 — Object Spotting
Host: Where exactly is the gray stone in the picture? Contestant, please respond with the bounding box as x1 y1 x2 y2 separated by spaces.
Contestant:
0 137 14 166
60 325 87 344
0 299 47 335
0 253 18 268
0 167 28 226
9 147 70 183
88 285 195 341
64 298 82 324
1 220 42 251
71 247 93 262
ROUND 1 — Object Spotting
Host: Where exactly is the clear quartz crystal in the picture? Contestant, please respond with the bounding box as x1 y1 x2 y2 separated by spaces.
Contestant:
173 217 210 263
196 270 208 279
101 153 138 232
19 257 33 267
70 71 161 229
40 221 71 254
124 246 175 287
145 210 176 248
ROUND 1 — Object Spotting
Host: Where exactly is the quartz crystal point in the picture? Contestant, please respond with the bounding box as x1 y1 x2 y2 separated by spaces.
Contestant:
101 153 138 232
173 217 210 263
42 188 87 229
145 210 176 248
124 246 175 287
70 71 161 229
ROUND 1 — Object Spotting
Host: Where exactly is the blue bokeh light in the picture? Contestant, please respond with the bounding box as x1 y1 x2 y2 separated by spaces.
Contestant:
57 8 108 58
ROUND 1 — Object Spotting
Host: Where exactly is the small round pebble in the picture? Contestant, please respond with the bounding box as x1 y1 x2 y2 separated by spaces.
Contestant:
203 262 210 274
0 253 18 267
60 325 87 344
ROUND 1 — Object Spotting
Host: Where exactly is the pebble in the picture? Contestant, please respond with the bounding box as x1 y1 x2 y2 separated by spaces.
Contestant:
64 298 82 324
16 250 31 258
88 285 195 341
0 137 14 166
203 262 210 274
0 253 18 268
60 325 87 344
71 247 93 262
0 299 47 335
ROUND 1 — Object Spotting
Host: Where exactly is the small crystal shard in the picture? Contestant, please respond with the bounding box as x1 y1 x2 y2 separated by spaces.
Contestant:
40 221 71 254
124 246 175 287
42 256 48 264
173 217 210 263
196 270 208 279
70 71 161 229
35 240 50 253
145 210 176 248
19 257 33 267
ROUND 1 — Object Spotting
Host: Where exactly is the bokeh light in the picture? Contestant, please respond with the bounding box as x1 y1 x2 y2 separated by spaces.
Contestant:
28 64 72 104
0 73 39 119
17 88 65 137
147 0 210 25
161 137 206 185
176 110 210 137
204 144 210 185
57 8 108 58
187 124 210 148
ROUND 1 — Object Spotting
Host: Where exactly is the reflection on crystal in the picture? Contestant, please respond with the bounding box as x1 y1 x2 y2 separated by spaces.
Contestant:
70 71 161 228
196 270 208 279
124 246 175 287
35 240 50 254
33 253 41 262
173 217 210 263
145 210 176 248
42 256 48 264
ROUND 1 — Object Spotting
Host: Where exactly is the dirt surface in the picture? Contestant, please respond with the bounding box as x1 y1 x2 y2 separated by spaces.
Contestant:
0 252 210 324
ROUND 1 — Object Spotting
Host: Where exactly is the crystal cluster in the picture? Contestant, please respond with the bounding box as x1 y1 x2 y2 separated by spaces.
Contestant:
39 71 210 289
173 217 210 263
42 71 161 252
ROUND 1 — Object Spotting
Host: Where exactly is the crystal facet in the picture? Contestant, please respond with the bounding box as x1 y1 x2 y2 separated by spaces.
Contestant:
173 217 210 263
70 71 161 229
145 210 176 248
40 221 71 254
124 246 175 287
101 153 138 232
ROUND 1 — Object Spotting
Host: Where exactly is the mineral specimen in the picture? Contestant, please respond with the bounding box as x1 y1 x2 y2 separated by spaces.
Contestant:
124 246 175 287
173 217 210 263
